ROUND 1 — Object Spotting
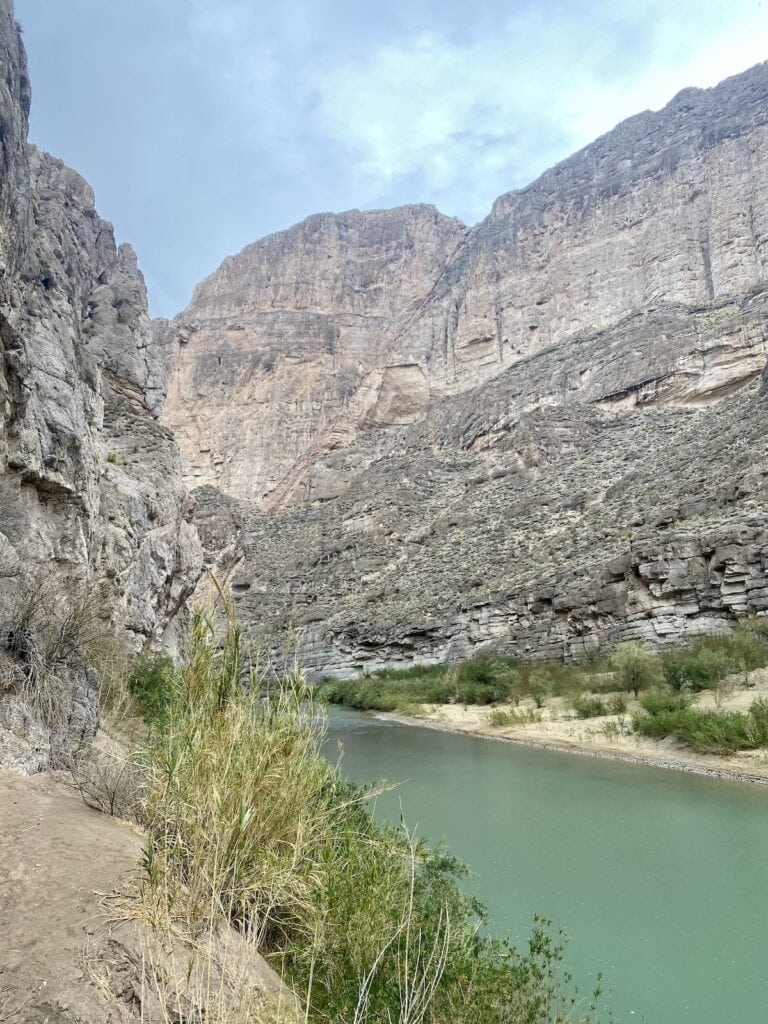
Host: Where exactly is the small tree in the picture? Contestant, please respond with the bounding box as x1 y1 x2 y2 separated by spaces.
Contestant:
610 641 660 698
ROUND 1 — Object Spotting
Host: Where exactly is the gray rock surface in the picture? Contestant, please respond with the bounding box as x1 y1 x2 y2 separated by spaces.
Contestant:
0 2 202 770
169 62 768 675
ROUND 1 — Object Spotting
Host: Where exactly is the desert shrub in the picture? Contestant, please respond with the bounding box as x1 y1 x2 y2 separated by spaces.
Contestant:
572 695 607 719
606 694 627 715
660 644 735 692
71 746 146 819
661 628 768 692
141 606 605 1024
639 687 691 716
610 642 661 697
488 707 541 727
127 653 175 723
633 700 768 755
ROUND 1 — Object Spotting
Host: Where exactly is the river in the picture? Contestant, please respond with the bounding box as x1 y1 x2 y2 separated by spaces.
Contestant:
324 706 768 1024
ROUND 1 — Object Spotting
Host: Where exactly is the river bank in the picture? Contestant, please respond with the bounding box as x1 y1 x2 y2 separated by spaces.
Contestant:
375 673 768 785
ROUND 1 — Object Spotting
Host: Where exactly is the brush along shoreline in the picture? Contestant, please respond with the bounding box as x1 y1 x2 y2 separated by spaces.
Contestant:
372 701 768 787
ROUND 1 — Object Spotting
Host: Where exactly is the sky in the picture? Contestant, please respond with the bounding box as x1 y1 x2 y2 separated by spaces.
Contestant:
14 0 768 317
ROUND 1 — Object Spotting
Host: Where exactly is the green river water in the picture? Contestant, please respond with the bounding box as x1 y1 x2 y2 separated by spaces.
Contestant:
324 707 768 1024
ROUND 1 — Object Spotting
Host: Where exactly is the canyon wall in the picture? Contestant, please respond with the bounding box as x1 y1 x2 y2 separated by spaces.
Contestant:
0 1 202 769
164 62 768 511
4 0 768 692
166 62 768 675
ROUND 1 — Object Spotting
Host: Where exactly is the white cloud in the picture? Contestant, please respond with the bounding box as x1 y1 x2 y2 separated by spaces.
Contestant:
305 0 768 222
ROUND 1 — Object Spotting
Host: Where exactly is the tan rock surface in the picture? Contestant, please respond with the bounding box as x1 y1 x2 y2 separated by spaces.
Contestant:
165 64 768 513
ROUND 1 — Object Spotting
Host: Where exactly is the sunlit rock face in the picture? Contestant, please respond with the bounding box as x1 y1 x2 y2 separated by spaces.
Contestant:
162 206 467 505
0 0 202 769
166 60 768 674
165 62 768 514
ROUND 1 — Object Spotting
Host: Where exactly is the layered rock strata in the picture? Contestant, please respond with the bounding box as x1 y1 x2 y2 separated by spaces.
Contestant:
164 62 768 511
165 62 768 674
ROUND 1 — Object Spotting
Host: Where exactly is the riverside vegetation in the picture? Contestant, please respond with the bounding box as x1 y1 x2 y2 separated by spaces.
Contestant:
318 622 768 758
95 603 610 1024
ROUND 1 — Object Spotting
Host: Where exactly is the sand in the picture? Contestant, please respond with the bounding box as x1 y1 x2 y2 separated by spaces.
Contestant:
381 672 768 786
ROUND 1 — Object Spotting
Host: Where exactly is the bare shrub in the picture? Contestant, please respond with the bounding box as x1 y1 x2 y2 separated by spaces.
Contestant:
70 745 146 820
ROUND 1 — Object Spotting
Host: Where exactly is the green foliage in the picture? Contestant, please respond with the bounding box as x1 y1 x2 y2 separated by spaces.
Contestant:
318 656 521 712
572 695 608 719
318 624 768 719
660 627 768 692
610 642 661 697
127 652 175 722
633 694 768 755
638 687 691 715
142 608 604 1023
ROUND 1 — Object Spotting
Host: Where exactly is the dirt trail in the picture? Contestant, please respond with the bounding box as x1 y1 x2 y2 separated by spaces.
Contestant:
0 770 299 1023
0 770 143 1023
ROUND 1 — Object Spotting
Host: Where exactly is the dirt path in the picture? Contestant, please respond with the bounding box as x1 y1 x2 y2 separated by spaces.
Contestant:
0 771 143 1023
0 770 299 1023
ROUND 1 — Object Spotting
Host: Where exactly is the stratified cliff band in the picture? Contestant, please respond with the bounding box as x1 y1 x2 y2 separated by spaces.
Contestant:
162 62 768 676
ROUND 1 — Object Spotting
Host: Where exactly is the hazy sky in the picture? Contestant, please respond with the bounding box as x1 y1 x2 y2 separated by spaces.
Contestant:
14 0 768 317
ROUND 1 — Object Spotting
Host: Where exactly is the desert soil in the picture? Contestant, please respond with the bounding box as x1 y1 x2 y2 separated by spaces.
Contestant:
387 671 768 785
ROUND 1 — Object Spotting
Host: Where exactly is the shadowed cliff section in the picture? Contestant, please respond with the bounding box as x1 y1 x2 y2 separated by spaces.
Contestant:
0 2 202 772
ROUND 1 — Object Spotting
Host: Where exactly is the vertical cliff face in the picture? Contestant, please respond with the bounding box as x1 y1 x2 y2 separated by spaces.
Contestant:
164 63 768 512
0 2 202 770
162 205 466 505
159 60 768 675
415 64 768 399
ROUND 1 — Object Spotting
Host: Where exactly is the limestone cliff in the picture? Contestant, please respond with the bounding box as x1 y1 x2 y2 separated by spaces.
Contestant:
0 2 202 769
166 62 768 675
165 62 768 513
163 206 466 504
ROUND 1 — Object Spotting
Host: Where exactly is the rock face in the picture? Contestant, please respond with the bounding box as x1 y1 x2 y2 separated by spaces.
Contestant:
0 2 202 769
166 61 768 675
165 62 768 512
163 206 466 504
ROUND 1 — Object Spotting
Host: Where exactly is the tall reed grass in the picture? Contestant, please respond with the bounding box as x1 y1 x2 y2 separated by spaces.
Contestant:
136 604 605 1024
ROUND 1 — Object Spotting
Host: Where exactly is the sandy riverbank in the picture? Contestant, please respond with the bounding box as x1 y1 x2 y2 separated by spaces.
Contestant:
378 673 768 786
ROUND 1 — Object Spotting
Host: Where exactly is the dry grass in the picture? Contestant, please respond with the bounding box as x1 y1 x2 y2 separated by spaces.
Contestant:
116 601 606 1024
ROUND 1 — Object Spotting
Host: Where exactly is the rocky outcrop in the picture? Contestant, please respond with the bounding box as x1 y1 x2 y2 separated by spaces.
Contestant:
162 206 466 504
165 63 768 514
212 354 768 676
0 2 202 769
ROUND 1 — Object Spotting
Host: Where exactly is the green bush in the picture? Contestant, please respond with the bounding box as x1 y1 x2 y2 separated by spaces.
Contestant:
127 652 175 722
639 687 691 715
572 695 607 719
660 628 768 692
610 642 661 697
633 700 768 755
660 644 735 692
